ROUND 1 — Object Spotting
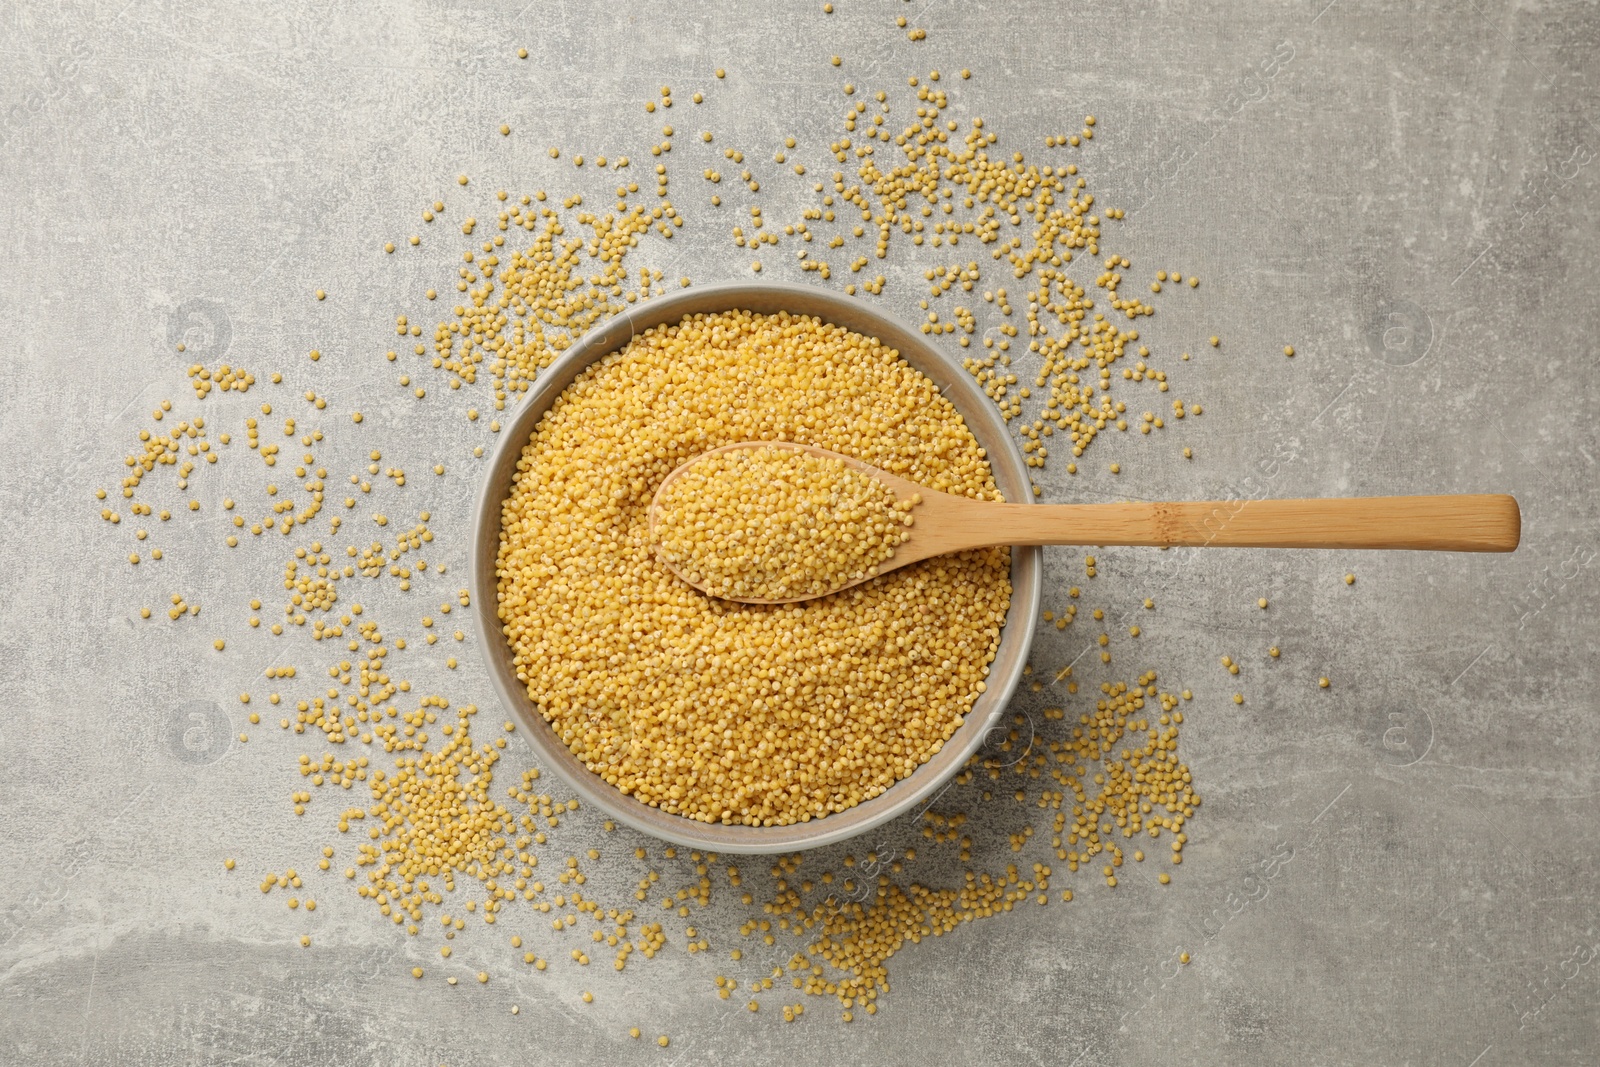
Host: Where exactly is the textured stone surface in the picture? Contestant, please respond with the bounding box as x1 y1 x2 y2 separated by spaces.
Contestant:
2 1 1597 1064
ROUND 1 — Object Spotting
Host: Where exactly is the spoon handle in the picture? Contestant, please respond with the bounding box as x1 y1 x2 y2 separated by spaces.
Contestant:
941 494 1521 552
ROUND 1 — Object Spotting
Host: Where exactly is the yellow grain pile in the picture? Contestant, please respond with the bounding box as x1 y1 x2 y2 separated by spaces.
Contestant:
496 309 1011 826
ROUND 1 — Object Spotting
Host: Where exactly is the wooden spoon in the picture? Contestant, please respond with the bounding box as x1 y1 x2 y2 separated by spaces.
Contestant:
648 441 1522 605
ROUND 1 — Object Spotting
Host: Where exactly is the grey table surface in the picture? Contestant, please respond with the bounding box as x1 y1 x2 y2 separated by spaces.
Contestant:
2 1 1597 1064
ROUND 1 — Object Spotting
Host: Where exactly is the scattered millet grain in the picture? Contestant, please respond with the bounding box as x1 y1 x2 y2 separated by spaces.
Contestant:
91 59 1236 1035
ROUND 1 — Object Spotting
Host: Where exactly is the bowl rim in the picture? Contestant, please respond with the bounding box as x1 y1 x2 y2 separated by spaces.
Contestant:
469 281 1042 854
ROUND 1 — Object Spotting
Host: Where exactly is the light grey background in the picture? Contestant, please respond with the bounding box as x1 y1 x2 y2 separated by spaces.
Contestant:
2 1 1596 1064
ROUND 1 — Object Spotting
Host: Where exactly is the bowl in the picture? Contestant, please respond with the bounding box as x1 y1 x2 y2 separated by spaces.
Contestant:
469 282 1042 854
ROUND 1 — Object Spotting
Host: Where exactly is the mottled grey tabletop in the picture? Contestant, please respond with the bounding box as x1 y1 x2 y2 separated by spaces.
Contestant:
2 1 1597 1065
